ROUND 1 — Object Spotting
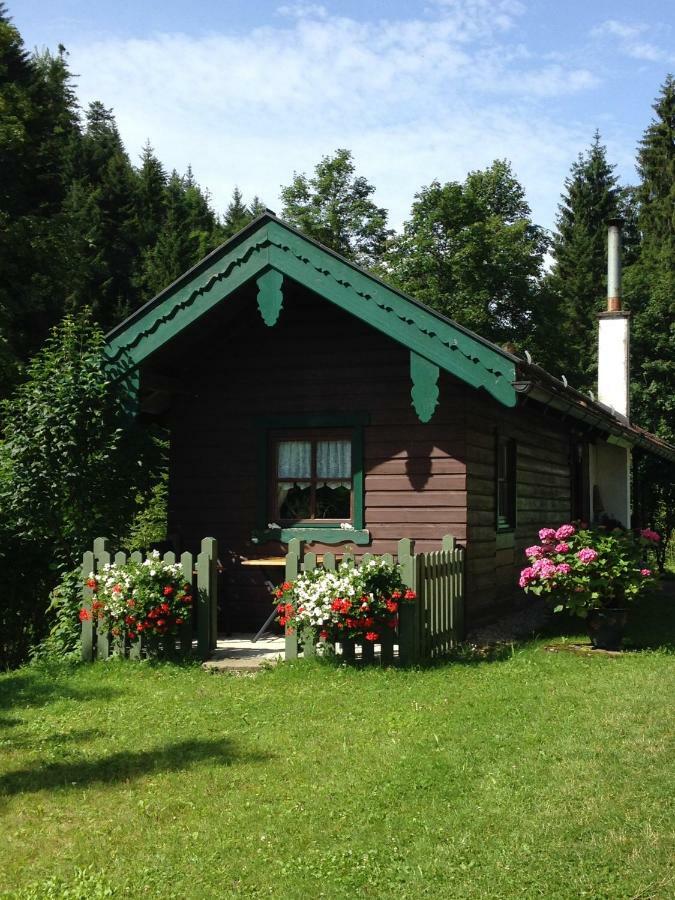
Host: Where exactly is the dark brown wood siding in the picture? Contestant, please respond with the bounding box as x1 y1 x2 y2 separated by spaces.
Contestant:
148 279 574 629
152 281 468 629
465 396 573 620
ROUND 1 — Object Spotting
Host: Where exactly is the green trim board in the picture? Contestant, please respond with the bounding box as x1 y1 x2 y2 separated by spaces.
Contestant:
256 268 284 325
105 214 517 409
252 527 371 546
255 412 368 541
410 352 440 423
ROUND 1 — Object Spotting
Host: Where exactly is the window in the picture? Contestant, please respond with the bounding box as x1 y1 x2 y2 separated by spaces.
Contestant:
255 413 369 544
272 432 353 524
496 436 517 531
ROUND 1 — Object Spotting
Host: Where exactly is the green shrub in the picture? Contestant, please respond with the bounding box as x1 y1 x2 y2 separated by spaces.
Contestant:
0 311 165 668
124 469 168 551
32 568 83 661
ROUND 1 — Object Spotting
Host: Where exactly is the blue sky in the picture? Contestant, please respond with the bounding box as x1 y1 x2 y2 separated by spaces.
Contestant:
12 1 675 232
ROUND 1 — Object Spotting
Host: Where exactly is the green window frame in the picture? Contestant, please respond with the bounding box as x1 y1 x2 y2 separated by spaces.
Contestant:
254 413 370 545
496 434 517 532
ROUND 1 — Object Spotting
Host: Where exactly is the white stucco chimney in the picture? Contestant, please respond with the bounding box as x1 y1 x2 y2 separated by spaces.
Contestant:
597 218 630 422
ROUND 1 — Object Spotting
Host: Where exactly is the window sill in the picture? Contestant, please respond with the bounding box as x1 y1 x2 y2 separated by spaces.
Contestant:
252 527 371 546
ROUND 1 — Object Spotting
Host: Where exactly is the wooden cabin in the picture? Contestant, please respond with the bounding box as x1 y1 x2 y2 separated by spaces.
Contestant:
105 213 675 632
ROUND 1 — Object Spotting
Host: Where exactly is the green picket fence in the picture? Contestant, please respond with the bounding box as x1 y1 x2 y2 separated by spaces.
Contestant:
283 534 465 664
80 537 219 662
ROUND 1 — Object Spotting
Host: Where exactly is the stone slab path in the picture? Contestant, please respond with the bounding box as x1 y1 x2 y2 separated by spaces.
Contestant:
203 633 285 673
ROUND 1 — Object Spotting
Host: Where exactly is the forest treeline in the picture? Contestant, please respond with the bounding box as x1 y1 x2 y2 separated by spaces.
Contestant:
2 6 672 436
0 6 673 664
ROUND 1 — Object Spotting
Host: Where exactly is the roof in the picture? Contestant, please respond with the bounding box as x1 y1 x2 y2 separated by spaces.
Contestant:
105 212 675 464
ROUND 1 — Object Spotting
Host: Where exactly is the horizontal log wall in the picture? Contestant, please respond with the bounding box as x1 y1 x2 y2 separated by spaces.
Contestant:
465 396 573 620
150 280 574 630
156 283 469 630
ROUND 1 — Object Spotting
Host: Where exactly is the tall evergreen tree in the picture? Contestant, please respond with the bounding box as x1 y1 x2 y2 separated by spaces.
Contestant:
623 76 675 535
140 169 223 297
547 133 621 392
280 149 391 267
249 195 266 218
223 186 251 237
62 102 141 328
387 160 548 348
136 141 168 249
0 9 81 389
626 75 674 440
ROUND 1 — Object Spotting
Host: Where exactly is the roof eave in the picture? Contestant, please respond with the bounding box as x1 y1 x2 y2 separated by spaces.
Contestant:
514 369 675 463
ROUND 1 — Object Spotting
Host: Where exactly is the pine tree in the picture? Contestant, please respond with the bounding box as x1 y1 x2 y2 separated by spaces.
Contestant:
62 102 141 327
136 141 168 249
280 149 391 267
223 186 250 237
635 75 675 248
547 133 621 392
625 75 674 440
249 196 266 218
140 169 223 297
387 160 548 348
624 76 675 537
0 9 81 390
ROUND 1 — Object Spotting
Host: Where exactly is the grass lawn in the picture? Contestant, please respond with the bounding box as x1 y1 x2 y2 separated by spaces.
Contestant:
1 593 674 899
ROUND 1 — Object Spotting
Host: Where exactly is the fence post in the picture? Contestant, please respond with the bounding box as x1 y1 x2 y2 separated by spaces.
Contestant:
179 551 194 657
397 538 420 664
197 538 217 660
441 534 465 644
208 539 218 651
93 538 111 660
130 547 143 663
284 539 303 660
80 549 95 661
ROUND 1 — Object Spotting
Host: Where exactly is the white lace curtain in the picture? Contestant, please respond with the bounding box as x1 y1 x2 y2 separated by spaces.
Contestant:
317 440 351 479
278 441 311 478
277 440 351 480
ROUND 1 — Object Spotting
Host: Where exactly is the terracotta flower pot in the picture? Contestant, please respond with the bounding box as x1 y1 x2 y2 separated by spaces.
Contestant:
586 608 628 650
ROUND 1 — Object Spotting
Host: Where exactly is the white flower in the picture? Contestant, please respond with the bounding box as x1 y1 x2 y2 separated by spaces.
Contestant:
340 522 355 531
267 522 280 530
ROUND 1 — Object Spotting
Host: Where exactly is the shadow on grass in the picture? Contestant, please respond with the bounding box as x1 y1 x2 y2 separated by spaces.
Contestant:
301 642 518 671
0 716 22 728
415 584 675 665
0 737 271 798
3 727 105 751
0 667 122 717
623 587 675 651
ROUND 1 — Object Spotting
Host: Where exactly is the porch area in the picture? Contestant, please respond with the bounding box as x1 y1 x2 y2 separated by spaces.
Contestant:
79 534 467 666
204 633 284 672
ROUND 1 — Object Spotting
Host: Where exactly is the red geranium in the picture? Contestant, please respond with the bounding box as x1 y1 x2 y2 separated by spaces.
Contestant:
273 556 416 645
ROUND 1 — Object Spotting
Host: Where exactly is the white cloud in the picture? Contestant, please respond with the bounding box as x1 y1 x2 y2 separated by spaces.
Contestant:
276 4 329 19
66 1 601 231
592 19 675 64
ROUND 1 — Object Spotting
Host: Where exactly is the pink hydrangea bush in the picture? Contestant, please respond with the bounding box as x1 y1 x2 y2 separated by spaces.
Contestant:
519 522 660 617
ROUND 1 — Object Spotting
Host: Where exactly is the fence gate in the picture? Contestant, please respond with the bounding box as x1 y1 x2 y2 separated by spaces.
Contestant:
413 534 465 659
283 534 464 664
80 537 218 662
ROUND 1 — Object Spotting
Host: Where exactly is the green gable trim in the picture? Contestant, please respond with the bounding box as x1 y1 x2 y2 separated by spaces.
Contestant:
105 217 516 408
410 352 440 423
256 268 284 326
